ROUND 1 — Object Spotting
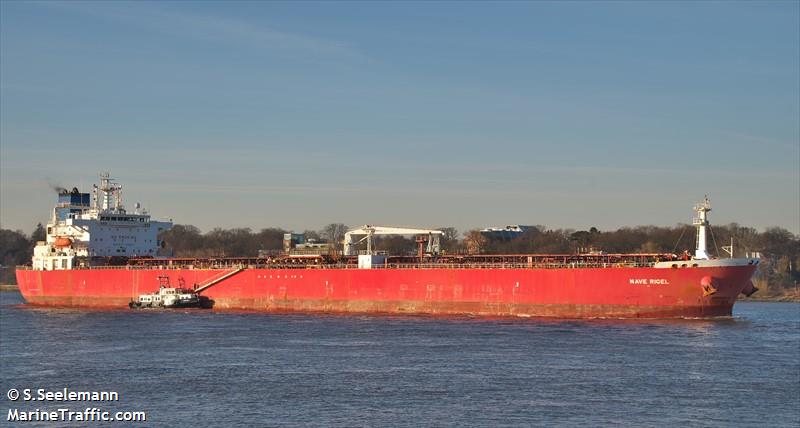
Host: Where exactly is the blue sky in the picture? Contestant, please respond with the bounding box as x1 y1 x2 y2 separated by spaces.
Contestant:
1 1 798 234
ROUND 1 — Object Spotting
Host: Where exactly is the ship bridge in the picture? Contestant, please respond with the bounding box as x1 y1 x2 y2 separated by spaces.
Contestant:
32 173 173 270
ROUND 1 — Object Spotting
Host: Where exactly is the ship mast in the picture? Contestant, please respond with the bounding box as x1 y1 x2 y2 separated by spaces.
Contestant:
693 196 711 260
93 172 124 213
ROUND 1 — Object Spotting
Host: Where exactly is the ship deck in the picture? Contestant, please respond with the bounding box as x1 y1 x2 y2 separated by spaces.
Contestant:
17 253 686 271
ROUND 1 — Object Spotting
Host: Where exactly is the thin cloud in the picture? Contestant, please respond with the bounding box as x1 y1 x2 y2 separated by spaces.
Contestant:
724 131 799 153
37 1 367 62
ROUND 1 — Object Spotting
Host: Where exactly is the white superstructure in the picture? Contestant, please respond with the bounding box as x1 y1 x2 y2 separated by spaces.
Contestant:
693 196 712 260
32 173 172 270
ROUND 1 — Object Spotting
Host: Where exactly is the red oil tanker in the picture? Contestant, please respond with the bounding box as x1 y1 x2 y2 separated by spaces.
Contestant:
16 174 759 318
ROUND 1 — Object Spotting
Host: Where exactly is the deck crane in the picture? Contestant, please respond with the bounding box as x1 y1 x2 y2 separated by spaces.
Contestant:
343 225 444 256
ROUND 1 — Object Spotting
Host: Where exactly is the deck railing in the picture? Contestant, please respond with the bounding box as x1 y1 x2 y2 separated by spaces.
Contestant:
17 260 658 271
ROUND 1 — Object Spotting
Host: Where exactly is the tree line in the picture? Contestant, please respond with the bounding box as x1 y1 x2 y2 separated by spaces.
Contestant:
1 222 797 295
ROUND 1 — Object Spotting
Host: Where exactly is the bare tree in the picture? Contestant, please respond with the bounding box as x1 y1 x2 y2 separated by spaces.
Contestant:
463 230 487 255
320 223 349 249
437 227 459 253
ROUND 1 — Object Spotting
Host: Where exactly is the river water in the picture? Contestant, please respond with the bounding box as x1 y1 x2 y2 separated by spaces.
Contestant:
1 291 798 427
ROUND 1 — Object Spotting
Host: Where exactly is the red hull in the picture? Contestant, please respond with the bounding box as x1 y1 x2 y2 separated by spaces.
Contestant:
15 264 756 318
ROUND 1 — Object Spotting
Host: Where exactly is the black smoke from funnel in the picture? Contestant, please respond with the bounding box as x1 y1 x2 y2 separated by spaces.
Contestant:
46 179 69 194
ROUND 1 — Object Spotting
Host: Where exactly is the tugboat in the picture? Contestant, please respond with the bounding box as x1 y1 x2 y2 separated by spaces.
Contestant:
129 276 209 309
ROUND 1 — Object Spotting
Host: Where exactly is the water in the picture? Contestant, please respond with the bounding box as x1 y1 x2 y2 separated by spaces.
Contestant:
1 291 798 427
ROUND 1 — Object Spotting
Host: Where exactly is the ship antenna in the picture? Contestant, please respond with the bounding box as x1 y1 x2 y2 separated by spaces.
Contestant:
692 195 711 260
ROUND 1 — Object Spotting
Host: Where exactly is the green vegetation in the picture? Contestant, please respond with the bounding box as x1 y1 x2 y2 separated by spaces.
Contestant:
2 222 798 299
0 223 44 285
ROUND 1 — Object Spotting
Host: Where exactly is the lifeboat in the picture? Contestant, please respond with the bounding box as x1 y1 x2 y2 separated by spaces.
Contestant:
53 237 72 248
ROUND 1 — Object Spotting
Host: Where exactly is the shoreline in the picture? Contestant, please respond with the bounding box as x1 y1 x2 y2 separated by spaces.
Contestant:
0 284 19 292
741 295 800 303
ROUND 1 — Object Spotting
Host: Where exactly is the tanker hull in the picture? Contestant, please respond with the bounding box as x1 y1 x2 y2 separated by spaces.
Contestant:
16 264 756 318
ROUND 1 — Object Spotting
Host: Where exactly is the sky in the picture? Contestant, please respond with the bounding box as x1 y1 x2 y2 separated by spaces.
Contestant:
1 1 798 235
